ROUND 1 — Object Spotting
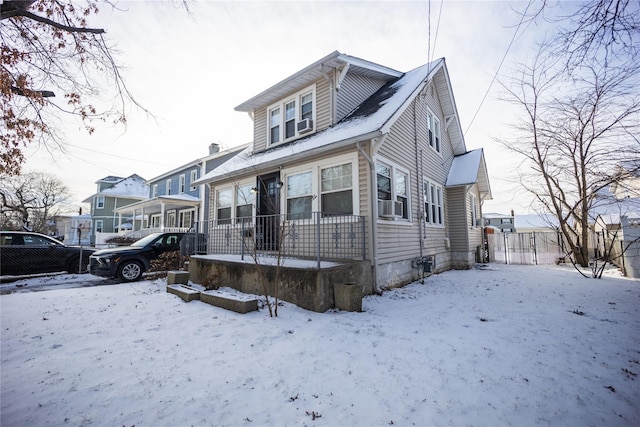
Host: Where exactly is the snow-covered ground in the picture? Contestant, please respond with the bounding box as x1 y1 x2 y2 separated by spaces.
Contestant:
1 264 639 426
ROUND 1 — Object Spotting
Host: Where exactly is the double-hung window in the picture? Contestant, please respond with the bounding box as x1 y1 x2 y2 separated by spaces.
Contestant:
268 85 315 146
423 179 444 226
190 170 198 191
95 196 105 209
179 174 186 193
470 194 478 228
321 163 353 217
152 184 158 198
235 184 255 222
166 178 172 195
286 171 313 220
376 161 410 220
427 110 441 153
216 188 232 225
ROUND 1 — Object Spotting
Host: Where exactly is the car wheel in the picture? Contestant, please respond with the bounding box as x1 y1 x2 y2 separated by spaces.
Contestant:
117 260 143 282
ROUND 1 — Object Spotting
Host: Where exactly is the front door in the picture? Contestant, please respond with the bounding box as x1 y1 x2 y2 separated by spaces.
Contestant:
256 172 280 251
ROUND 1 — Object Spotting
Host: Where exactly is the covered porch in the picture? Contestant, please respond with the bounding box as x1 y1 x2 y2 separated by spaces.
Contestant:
114 194 201 239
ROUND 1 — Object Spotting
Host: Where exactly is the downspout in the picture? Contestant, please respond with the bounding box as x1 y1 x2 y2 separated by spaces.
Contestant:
358 136 386 295
413 100 424 259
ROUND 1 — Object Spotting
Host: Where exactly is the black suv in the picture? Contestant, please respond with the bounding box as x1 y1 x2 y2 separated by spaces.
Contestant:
0 231 94 277
89 232 185 282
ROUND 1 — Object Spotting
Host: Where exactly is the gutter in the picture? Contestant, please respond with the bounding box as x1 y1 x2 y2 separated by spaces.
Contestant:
197 129 384 186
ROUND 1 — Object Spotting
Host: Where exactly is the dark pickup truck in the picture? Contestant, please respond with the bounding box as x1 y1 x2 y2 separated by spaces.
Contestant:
89 232 185 282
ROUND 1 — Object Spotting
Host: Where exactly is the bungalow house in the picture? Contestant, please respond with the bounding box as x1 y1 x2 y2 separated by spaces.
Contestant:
192 51 492 308
82 174 148 245
112 143 248 239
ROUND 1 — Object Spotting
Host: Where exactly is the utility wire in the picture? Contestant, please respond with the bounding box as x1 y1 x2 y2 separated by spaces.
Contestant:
464 0 535 136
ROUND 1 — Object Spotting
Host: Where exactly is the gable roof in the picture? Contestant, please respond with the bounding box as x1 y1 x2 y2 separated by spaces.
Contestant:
446 149 492 199
197 56 465 185
235 51 403 112
82 174 149 202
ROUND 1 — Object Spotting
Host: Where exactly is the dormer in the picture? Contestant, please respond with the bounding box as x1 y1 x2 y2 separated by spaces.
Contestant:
235 51 402 153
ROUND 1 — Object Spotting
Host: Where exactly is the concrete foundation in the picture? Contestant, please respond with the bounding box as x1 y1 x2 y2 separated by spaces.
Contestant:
188 255 371 313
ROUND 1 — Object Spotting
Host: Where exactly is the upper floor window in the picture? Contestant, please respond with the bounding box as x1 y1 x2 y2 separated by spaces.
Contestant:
166 178 172 195
501 218 512 224
179 174 186 193
190 170 198 191
268 85 315 146
427 110 441 153
376 161 410 220
95 196 105 209
423 179 444 226
152 184 158 198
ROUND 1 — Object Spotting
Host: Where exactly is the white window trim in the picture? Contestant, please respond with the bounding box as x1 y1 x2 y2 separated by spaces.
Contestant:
214 183 257 224
95 196 105 209
470 194 478 228
281 153 359 220
178 208 196 228
190 170 198 191
267 84 316 146
152 184 158 198
179 174 186 194
94 220 103 233
166 178 172 195
376 157 411 222
423 177 445 228
427 108 442 154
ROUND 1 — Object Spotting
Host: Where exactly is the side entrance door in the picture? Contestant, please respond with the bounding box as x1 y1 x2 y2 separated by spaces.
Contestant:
256 172 281 251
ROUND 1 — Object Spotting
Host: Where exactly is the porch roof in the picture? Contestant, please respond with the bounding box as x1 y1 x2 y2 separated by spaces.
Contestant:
114 194 200 214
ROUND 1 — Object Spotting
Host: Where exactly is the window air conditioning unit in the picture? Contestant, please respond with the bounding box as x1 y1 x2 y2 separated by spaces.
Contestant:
297 118 313 133
378 200 403 218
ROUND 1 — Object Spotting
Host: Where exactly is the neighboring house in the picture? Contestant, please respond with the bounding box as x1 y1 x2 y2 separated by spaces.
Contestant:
82 174 149 244
194 51 492 292
51 213 92 245
514 214 559 233
484 211 515 233
113 143 248 239
589 161 640 277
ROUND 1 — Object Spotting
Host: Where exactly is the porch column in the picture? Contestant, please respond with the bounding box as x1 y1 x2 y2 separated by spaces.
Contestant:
160 202 166 230
118 212 123 233
141 207 145 229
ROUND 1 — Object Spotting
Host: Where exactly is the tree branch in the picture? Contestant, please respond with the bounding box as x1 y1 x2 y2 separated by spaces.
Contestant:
3 9 105 34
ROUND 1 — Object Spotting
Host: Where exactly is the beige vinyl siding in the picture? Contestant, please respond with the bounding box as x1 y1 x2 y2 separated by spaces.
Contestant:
336 73 389 121
253 107 268 152
446 186 468 251
315 77 331 131
468 184 483 250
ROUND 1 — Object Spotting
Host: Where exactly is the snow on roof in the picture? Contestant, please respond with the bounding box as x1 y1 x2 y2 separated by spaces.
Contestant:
514 214 559 229
445 149 483 187
196 59 444 185
100 175 148 199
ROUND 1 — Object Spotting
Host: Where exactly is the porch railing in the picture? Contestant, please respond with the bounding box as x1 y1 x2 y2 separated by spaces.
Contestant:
192 213 366 268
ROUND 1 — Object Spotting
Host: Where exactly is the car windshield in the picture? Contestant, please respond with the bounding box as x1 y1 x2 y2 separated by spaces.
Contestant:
131 233 163 248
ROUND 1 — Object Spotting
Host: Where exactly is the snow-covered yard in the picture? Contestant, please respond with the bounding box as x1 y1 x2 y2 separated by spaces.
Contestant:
1 264 639 426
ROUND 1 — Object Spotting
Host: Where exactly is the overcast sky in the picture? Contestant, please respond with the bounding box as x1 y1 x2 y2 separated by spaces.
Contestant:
23 0 573 214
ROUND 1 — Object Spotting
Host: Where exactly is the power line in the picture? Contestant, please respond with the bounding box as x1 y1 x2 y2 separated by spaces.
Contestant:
464 0 535 136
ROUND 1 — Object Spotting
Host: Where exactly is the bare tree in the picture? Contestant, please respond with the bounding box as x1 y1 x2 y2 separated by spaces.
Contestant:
0 171 72 233
498 0 640 269
0 0 149 176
